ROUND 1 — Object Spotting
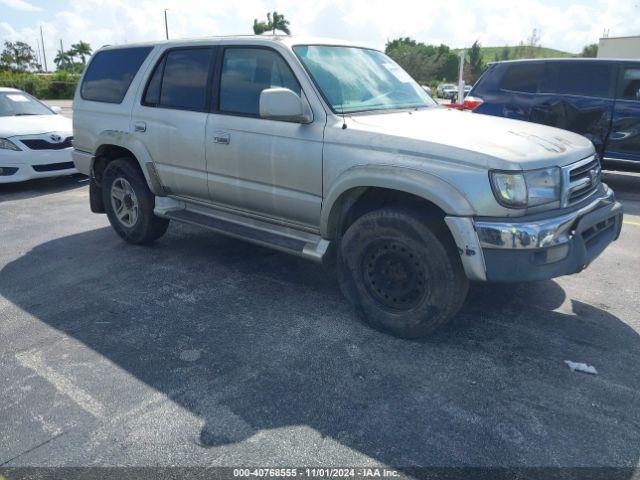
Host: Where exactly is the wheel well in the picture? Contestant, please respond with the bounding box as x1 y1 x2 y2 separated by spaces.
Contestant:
329 187 447 239
93 145 141 186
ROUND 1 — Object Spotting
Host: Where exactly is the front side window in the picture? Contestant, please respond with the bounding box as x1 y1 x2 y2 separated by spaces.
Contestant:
293 45 435 114
219 48 301 116
619 67 640 101
81 47 152 103
0 91 53 117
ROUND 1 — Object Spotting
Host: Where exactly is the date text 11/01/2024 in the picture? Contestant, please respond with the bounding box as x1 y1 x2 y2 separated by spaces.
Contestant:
233 468 400 478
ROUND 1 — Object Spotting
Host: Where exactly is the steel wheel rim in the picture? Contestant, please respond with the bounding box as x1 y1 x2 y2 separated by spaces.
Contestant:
110 177 139 228
362 239 428 311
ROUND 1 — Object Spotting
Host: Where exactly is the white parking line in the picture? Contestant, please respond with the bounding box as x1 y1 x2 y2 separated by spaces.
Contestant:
15 349 105 418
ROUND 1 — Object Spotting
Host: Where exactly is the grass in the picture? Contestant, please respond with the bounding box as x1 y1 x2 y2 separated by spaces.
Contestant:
455 45 576 63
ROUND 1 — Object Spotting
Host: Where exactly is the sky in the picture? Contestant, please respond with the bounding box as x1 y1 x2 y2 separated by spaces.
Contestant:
1 0 639 70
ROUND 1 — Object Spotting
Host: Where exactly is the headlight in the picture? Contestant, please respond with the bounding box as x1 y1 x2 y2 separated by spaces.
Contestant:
490 167 561 208
490 171 527 208
0 138 21 151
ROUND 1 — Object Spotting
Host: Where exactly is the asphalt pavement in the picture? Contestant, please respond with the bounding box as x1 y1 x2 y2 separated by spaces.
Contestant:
0 169 639 476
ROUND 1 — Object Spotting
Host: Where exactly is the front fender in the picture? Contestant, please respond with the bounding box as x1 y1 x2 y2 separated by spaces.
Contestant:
321 164 476 238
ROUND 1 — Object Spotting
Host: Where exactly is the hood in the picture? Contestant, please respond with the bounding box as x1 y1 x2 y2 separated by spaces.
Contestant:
348 107 595 170
0 114 72 138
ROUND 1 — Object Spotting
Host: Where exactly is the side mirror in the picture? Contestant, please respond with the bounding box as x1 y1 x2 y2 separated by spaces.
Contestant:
50 106 62 114
259 88 312 123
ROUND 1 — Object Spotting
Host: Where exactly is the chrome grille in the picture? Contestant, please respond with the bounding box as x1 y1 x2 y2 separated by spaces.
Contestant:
561 156 601 207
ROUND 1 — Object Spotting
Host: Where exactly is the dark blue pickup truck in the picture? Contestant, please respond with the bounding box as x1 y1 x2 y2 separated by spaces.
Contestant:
467 58 640 169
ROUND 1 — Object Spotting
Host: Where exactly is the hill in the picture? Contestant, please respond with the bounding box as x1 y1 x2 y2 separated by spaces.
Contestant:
455 45 576 63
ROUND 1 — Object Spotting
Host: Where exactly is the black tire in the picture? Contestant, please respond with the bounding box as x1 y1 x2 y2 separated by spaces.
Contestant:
337 207 468 339
102 158 169 244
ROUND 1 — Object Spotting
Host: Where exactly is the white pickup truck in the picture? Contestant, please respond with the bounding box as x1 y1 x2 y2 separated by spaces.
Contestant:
72 36 623 338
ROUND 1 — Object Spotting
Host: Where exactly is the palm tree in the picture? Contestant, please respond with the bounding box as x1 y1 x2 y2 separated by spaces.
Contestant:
54 49 71 70
269 11 290 35
71 41 92 64
252 11 291 35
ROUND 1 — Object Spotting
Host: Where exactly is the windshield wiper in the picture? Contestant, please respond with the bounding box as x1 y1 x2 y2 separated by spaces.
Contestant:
14 113 38 116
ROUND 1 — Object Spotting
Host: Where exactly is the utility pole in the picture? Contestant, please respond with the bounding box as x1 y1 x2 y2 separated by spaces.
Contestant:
40 25 48 72
457 49 465 105
164 9 169 40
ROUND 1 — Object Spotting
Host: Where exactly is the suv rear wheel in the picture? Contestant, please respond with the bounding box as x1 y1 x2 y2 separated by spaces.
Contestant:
337 207 468 339
102 158 169 244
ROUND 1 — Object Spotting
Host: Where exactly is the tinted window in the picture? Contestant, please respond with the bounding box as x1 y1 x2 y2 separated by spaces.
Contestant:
81 47 152 103
551 62 614 98
219 48 301 116
500 63 545 93
143 57 164 106
619 67 640 101
160 49 212 111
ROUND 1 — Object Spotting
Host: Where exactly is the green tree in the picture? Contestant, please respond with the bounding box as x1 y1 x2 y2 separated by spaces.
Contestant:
500 45 510 60
54 49 72 70
581 43 598 57
385 37 459 84
0 41 39 72
468 40 486 80
252 11 291 35
71 41 92 64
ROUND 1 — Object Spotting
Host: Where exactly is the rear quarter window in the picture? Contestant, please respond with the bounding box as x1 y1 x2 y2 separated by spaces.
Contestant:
500 63 545 94
81 47 153 103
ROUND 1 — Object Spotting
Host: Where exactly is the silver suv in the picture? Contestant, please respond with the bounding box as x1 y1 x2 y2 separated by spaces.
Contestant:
72 36 623 338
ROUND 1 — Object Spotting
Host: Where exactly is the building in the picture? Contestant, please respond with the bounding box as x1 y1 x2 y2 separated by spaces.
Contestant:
598 36 640 59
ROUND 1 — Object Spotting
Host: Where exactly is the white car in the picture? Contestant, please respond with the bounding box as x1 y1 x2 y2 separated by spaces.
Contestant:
0 87 76 184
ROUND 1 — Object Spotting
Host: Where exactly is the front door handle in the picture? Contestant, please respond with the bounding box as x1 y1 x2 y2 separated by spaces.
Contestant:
134 121 146 133
212 132 230 145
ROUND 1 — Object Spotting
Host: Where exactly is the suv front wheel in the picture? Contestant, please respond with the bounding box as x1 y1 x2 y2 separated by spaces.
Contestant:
337 207 468 339
102 158 169 244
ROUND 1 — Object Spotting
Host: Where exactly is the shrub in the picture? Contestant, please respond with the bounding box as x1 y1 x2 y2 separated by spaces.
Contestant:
0 71 79 99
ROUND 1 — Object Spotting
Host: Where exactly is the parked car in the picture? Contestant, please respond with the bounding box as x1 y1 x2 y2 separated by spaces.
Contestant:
437 83 457 97
466 58 640 169
73 37 623 339
0 87 76 183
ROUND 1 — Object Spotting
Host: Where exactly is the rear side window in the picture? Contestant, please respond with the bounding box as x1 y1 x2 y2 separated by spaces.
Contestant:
219 48 301 116
500 63 545 93
618 67 640 101
81 47 152 103
160 49 213 110
142 48 213 111
550 62 615 98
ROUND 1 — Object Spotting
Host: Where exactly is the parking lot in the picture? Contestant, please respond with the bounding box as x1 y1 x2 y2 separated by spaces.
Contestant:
0 168 638 474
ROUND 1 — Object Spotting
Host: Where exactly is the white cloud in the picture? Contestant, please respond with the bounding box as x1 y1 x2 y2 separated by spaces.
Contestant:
1 0 639 70
1 0 41 12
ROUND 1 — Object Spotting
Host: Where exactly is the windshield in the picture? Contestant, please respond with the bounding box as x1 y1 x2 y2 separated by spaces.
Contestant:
0 91 53 117
293 45 436 114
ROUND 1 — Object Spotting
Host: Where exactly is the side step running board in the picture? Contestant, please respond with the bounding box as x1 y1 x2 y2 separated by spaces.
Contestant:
161 207 331 263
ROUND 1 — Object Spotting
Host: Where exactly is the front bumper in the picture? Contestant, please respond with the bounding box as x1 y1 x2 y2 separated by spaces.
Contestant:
446 187 623 282
0 148 77 184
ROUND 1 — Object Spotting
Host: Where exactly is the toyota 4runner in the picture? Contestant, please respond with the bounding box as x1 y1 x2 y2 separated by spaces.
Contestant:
72 36 624 338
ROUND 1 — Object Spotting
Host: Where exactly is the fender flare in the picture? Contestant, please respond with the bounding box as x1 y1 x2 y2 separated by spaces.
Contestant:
93 130 164 195
321 164 476 238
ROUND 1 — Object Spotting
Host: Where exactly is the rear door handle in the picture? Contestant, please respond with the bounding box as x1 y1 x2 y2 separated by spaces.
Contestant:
134 121 146 133
212 132 230 145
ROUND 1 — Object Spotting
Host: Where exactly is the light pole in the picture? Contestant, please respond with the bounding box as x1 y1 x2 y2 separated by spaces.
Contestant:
164 9 169 40
40 25 48 72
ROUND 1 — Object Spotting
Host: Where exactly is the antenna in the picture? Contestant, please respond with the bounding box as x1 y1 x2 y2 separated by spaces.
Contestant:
339 103 347 130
